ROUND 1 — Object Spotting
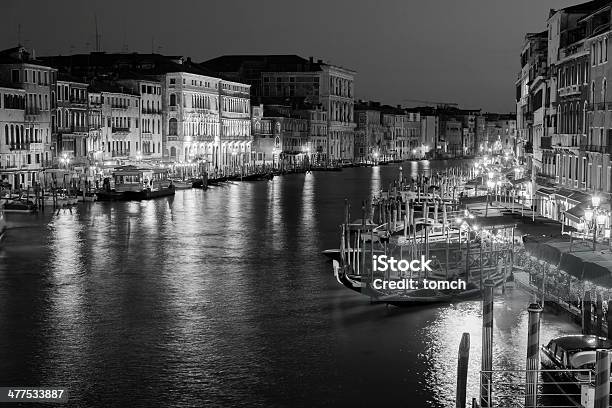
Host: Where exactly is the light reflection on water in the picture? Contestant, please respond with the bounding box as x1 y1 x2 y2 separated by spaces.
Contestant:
0 161 578 407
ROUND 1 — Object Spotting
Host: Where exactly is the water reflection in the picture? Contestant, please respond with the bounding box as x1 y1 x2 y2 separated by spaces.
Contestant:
0 162 578 407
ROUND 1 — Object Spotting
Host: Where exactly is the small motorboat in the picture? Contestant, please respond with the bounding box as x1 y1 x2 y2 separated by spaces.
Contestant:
169 179 193 190
540 335 612 406
2 198 37 213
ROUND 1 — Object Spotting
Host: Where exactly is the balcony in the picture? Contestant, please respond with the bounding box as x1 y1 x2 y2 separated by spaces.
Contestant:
141 109 162 115
111 105 128 110
71 126 88 133
25 108 41 115
29 143 44 152
558 84 581 97
580 144 612 154
9 143 30 151
112 127 130 133
69 97 88 104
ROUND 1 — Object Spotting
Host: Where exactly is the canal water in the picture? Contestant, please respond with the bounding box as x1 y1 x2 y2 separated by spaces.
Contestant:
0 161 578 407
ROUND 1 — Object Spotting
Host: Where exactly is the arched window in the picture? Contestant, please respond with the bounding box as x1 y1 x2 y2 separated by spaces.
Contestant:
602 78 607 104
592 81 596 104
169 118 178 136
169 93 176 106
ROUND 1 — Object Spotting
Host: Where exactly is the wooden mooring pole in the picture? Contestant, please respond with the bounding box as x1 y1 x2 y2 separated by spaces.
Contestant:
607 299 612 339
456 332 470 408
583 290 592 335
594 350 610 408
525 303 543 408
480 280 494 408
596 292 603 336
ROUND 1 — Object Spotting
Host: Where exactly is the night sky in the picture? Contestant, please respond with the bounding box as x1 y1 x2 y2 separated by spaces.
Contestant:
1 0 579 113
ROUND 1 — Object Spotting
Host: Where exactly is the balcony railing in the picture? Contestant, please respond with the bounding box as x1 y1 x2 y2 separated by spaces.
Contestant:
69 97 88 104
112 127 130 133
71 126 88 133
25 108 41 115
29 142 44 152
111 105 128 109
580 144 612 154
9 143 30 151
141 109 162 114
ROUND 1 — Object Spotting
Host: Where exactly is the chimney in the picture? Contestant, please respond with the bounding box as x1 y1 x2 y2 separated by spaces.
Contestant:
317 59 323 64
309 56 313 64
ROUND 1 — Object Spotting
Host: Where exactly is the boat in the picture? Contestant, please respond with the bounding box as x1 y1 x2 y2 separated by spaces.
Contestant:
540 335 612 405
169 178 194 190
42 189 79 206
95 190 125 201
322 247 384 262
2 198 37 213
113 167 175 200
333 259 506 306
240 172 274 181
78 192 98 202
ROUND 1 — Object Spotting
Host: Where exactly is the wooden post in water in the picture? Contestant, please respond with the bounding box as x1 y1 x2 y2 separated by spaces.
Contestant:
525 302 543 408
456 332 470 408
595 350 610 408
479 231 484 291
480 279 494 408
596 293 603 336
608 299 612 339
583 290 592 335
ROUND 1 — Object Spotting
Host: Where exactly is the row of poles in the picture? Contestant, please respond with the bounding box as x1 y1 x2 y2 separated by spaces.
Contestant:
454 281 546 408
455 287 612 408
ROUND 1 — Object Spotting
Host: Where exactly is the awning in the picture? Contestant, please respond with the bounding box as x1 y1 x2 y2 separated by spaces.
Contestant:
559 252 584 278
555 188 590 205
536 187 555 197
565 201 589 220
509 177 531 186
554 148 577 156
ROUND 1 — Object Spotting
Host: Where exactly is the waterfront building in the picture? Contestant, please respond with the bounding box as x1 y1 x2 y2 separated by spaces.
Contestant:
202 55 355 162
250 103 308 168
516 31 547 172
0 46 55 188
55 74 89 163
219 80 252 173
304 105 327 164
354 101 385 161
41 52 252 172
483 114 518 155
517 0 612 227
582 4 612 198
89 81 141 162
0 86 27 187
87 90 104 165
117 77 163 160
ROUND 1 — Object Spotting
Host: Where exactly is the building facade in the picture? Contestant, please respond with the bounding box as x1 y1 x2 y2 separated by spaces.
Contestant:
0 46 55 188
